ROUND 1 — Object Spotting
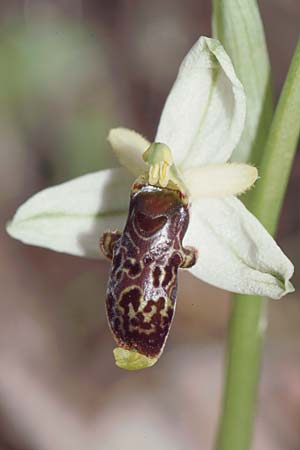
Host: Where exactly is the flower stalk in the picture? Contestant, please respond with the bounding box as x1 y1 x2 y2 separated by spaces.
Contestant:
215 41 300 450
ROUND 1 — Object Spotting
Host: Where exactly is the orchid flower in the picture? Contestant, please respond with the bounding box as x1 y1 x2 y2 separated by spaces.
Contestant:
7 37 294 306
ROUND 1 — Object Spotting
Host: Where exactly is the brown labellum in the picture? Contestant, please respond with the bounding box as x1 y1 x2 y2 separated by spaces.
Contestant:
100 180 197 370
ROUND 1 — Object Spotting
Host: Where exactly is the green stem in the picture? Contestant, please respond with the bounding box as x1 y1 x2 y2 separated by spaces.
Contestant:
250 42 300 233
215 42 300 450
215 295 266 450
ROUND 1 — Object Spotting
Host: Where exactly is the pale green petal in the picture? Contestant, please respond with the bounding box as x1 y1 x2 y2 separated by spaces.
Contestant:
108 128 149 176
155 36 246 168
7 168 133 258
213 0 273 163
183 163 258 198
185 196 294 299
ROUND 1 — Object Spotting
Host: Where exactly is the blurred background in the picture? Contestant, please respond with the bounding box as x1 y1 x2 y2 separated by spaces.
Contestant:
0 1 300 449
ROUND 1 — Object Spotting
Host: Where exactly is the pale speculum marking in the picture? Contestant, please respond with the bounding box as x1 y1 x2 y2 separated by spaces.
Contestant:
123 257 143 279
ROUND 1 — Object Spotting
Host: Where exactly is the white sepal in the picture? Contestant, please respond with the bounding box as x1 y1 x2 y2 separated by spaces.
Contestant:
108 128 149 176
7 168 133 258
183 163 258 198
155 36 246 168
184 196 294 299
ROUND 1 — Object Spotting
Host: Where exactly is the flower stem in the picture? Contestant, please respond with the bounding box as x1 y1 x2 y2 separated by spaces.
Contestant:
215 41 300 450
215 295 266 450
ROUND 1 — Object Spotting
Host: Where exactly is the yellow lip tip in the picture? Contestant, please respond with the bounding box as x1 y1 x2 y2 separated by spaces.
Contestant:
113 348 158 371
